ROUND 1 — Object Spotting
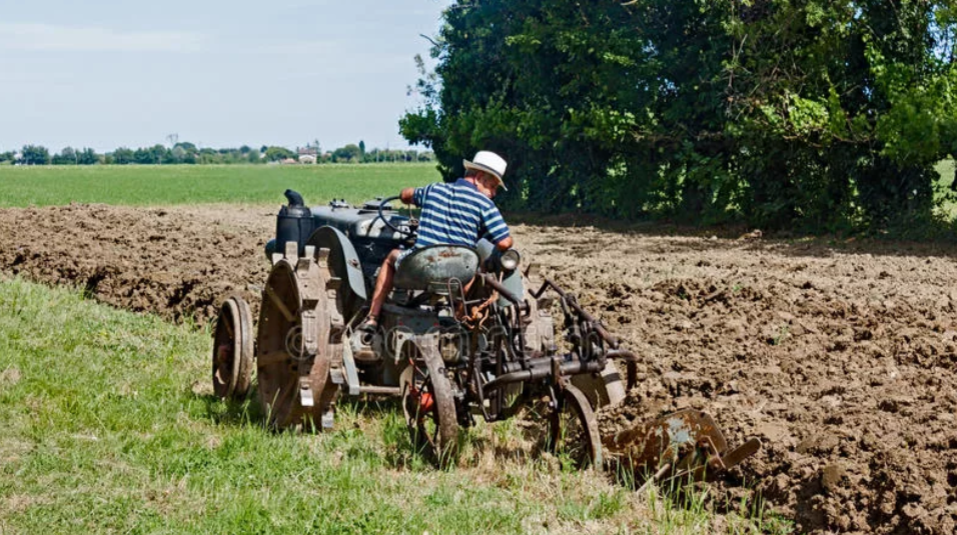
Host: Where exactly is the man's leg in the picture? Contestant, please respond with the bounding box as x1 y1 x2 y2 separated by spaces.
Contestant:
364 249 400 328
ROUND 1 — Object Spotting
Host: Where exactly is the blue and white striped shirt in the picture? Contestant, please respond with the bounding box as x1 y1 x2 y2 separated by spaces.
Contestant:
411 179 510 250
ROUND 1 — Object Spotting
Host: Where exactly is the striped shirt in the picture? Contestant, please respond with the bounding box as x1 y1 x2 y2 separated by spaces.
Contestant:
410 179 510 250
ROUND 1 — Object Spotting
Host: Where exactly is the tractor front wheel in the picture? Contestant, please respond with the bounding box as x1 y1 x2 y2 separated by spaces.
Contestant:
212 296 253 400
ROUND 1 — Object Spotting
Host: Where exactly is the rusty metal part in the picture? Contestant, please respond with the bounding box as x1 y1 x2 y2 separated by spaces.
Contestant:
479 273 530 365
255 243 339 430
605 349 641 391
400 335 458 462
463 276 500 328
549 384 603 468
212 296 254 400
604 409 761 489
520 276 556 354
521 271 634 405
571 361 626 409
480 356 604 393
530 276 620 349
717 437 762 472
481 273 522 306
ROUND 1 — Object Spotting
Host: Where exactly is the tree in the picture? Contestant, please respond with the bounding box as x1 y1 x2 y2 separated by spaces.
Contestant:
198 148 221 164
424 0 957 230
331 144 361 162
402 0 957 231
112 147 134 165
133 147 155 164
77 148 98 165
52 147 77 165
171 145 187 163
151 144 170 164
264 146 296 162
21 145 51 165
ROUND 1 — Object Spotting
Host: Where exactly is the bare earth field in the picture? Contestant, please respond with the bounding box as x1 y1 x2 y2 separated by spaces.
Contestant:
2 203 957 534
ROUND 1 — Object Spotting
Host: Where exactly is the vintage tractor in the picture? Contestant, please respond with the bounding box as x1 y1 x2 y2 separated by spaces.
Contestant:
212 190 759 478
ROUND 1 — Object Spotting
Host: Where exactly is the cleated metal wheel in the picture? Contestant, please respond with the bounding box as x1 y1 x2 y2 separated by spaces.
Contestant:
256 246 340 430
212 296 254 400
400 337 458 463
549 384 603 469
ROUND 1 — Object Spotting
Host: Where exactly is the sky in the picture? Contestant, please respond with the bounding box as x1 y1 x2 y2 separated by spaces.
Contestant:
0 0 453 153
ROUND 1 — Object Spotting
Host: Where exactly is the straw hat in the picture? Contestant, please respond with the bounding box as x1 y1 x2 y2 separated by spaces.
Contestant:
463 150 507 190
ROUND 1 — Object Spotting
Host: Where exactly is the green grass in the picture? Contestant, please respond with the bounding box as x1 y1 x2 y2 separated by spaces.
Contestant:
0 164 439 208
0 278 790 534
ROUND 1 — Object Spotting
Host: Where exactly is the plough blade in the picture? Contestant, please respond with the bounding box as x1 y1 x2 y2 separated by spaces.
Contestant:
603 408 760 490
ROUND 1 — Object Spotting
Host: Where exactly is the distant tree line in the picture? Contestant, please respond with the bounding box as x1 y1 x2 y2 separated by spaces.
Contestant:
402 1 957 232
0 141 434 166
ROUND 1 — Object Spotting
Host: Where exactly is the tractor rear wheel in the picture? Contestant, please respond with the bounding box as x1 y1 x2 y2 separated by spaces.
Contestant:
212 296 253 400
256 245 340 430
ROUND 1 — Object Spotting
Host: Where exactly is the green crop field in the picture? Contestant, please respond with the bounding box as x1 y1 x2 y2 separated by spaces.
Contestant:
0 164 439 208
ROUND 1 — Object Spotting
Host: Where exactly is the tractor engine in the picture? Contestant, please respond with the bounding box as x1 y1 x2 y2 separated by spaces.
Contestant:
265 189 413 287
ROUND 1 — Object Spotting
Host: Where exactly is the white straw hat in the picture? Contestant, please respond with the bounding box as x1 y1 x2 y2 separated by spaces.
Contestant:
463 150 507 190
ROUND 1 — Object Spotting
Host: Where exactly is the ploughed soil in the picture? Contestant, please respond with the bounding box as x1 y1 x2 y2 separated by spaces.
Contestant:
2 203 957 534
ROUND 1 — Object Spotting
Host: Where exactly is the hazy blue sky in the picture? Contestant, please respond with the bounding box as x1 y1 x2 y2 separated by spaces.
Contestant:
0 0 452 153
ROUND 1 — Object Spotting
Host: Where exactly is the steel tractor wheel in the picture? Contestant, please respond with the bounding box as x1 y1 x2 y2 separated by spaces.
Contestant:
548 384 604 469
212 296 254 400
256 244 341 430
400 336 458 463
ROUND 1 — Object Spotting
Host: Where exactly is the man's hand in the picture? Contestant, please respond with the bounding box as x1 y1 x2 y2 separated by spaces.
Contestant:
496 236 514 251
400 187 415 204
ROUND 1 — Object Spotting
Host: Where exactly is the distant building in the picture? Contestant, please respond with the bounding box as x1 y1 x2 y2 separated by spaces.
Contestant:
299 154 317 164
281 158 298 165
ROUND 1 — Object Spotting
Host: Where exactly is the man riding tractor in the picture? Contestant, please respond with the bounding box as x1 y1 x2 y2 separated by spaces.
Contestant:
358 150 513 334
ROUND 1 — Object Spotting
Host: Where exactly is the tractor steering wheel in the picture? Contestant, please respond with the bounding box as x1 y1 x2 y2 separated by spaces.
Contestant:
378 195 417 239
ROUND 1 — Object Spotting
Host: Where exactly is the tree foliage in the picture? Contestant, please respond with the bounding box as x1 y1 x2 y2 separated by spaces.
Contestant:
402 0 957 231
331 144 362 162
20 145 51 166
264 146 297 162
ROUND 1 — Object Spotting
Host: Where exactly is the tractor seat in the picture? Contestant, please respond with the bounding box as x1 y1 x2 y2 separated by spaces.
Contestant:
393 245 479 295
